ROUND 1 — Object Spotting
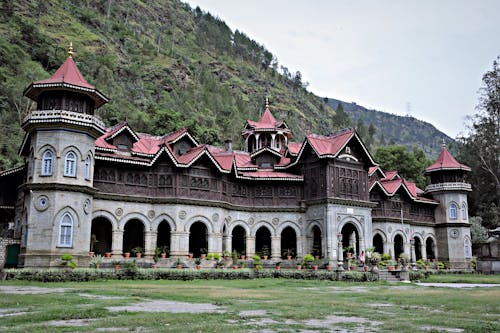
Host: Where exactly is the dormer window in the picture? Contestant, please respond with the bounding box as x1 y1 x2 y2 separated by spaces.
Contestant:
114 135 132 152
177 141 190 156
346 146 351 154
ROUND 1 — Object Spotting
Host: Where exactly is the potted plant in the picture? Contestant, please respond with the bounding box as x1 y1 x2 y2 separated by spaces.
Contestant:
123 252 130 259
200 248 207 259
399 253 410 267
188 252 194 259
223 250 231 259
105 252 112 258
343 245 353 258
131 247 143 258
283 248 294 260
252 255 262 270
90 254 103 269
217 259 225 269
195 258 202 270
159 245 169 259
213 253 221 261
303 253 315 269
176 258 183 269
60 253 76 269
261 245 270 260
112 259 121 271
275 261 281 270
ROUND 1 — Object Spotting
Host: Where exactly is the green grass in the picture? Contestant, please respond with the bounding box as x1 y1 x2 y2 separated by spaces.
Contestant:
422 273 500 284
0 278 498 332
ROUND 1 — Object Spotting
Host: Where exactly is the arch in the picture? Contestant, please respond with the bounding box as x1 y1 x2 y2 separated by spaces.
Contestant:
425 236 437 260
340 222 361 256
58 212 74 247
119 212 149 231
337 217 363 237
306 221 323 235
276 221 301 236
461 202 468 220
151 214 176 232
92 210 119 230
91 216 112 255
449 202 458 220
123 219 145 253
156 220 171 254
393 234 405 259
373 233 384 255
189 221 208 258
281 226 297 259
232 225 246 257
413 235 423 261
311 225 322 258
255 226 271 257
64 151 77 177
41 149 54 176
61 145 82 159
84 154 92 180
250 221 275 237
228 220 250 236
185 215 214 233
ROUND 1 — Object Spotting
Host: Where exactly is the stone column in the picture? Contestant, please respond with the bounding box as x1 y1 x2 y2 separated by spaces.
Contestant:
421 243 427 261
246 236 255 257
386 242 394 259
271 236 281 260
297 236 306 258
208 232 222 254
223 234 232 255
255 134 260 150
337 233 344 272
271 134 276 149
410 238 416 270
111 230 123 258
170 231 189 256
144 230 156 259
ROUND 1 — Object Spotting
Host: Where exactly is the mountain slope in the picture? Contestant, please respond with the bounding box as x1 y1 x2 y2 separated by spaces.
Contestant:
326 98 456 158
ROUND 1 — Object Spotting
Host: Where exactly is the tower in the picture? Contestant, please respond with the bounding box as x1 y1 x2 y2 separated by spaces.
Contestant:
19 44 108 267
425 143 472 269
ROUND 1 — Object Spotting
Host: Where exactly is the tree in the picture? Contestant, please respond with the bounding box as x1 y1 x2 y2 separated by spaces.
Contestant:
374 145 430 189
458 56 500 229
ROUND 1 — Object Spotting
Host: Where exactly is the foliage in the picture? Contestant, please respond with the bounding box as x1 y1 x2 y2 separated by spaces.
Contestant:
470 216 489 244
374 145 431 189
0 0 346 171
458 56 500 229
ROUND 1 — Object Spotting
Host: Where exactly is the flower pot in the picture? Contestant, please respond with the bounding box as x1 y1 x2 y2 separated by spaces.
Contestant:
388 265 394 272
177 264 182 269
350 266 356 271
312 265 318 271
233 265 238 270
263 255 268 260
346 252 352 258
160 253 166 259
296 264 302 270
105 252 111 258
276 265 281 271
89 251 94 257
326 265 331 271
201 254 206 259
240 255 246 260
196 265 201 270
315 255 320 260
152 264 157 269
114 264 120 271
287 256 292 261
124 252 130 258
136 253 142 259
364 266 369 272
188 253 193 259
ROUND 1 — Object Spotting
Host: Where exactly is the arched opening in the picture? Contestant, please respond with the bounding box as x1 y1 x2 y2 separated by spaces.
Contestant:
123 219 145 253
394 234 404 259
341 223 359 256
189 222 208 258
255 226 271 258
91 217 113 255
426 238 436 260
414 237 423 260
156 220 171 255
260 133 272 148
312 225 322 258
281 226 297 259
232 225 246 257
373 233 384 254
222 224 228 253
247 135 256 153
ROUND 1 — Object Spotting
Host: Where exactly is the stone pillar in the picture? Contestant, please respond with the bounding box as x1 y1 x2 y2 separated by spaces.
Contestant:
255 134 260 150
144 230 156 259
421 243 427 261
386 242 394 259
170 231 189 256
223 234 232 255
410 238 417 270
337 233 344 272
297 236 306 258
208 232 222 254
350 231 357 256
271 134 276 149
246 236 255 257
271 236 281 260
111 230 123 258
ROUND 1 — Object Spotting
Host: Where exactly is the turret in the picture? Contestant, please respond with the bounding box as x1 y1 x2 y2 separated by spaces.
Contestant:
425 143 472 268
18 44 108 267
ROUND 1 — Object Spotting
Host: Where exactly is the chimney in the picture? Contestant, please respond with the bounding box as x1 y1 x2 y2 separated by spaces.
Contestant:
224 139 233 152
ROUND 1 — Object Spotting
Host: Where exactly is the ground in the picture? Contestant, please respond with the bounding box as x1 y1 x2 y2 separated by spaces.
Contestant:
0 276 499 332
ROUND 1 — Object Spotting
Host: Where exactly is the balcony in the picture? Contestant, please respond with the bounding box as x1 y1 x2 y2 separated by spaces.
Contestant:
425 182 471 193
22 110 106 133
372 208 435 223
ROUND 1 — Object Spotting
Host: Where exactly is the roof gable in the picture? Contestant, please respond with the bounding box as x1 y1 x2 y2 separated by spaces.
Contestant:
425 146 471 173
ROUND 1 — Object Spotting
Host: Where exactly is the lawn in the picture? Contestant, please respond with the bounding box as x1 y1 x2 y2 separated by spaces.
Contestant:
0 277 499 332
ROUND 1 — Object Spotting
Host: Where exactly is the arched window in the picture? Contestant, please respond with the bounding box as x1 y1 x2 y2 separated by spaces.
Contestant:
449 203 458 219
64 151 77 177
41 150 54 176
461 203 467 220
58 213 74 247
84 155 91 180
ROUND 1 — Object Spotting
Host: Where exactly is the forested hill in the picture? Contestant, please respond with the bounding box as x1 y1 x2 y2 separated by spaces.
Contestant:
1 0 451 170
326 98 456 159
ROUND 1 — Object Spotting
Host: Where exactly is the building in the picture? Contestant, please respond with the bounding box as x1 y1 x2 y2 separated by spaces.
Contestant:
0 47 473 269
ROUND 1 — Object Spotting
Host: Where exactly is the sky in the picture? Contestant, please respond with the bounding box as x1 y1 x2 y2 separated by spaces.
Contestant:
183 0 499 138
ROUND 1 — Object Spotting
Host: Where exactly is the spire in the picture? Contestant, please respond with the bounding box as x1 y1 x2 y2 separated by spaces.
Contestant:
68 42 74 57
265 97 269 109
441 138 446 148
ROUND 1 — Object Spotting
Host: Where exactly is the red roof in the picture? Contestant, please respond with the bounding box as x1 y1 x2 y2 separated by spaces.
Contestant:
24 56 109 108
425 147 471 173
287 142 302 155
239 170 303 180
382 170 400 181
306 129 354 157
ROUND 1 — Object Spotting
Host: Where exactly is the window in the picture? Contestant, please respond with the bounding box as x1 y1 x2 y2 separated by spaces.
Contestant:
58 213 73 247
449 203 458 219
461 203 467 220
84 155 91 180
41 150 54 176
64 151 77 177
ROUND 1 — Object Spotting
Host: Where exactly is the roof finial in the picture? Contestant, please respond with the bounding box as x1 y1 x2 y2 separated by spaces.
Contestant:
68 42 74 57
265 97 269 109
441 138 446 148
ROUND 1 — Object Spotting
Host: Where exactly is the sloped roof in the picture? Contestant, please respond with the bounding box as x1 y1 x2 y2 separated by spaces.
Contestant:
425 146 471 173
287 142 302 155
23 56 109 108
382 170 400 181
306 129 355 157
369 177 438 204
